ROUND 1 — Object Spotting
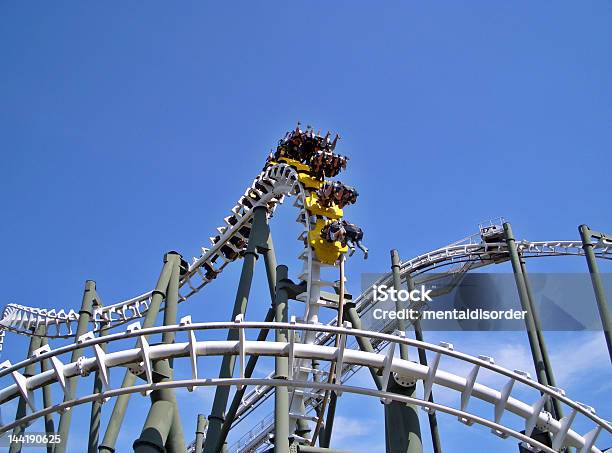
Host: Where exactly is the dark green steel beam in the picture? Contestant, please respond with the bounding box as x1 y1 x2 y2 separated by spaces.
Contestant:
390 250 409 361
319 391 337 448
579 224 612 362
99 254 176 453
404 272 442 453
344 306 382 390
386 250 421 453
88 320 109 453
203 206 270 453
55 280 97 453
503 223 554 418
213 234 278 452
39 332 55 453
384 377 422 453
274 265 290 453
10 329 42 453
134 253 185 453
519 259 563 422
195 415 207 453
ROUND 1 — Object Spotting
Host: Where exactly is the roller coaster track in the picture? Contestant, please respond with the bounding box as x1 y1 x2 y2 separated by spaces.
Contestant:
3 233 610 341
188 238 612 452
0 163 304 340
0 322 609 453
1 160 610 453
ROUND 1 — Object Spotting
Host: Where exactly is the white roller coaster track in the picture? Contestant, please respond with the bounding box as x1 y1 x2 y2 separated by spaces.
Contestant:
1 162 610 452
0 322 609 453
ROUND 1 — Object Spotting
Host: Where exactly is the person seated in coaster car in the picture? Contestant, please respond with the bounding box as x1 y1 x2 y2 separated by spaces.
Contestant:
340 184 358 207
341 219 368 258
273 124 341 168
317 181 359 208
308 151 326 179
321 220 346 245
274 123 306 162
320 219 369 259
308 151 349 179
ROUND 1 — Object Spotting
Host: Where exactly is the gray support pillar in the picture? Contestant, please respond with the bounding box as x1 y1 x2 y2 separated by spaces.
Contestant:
204 206 270 453
384 376 422 453
10 330 42 453
39 334 55 453
216 306 276 448
503 223 554 415
195 415 208 453
134 253 185 453
133 400 174 453
404 273 442 453
344 306 382 389
164 254 186 453
55 280 97 453
214 235 279 451
88 320 109 453
519 259 563 421
319 392 337 448
99 254 175 453
262 233 278 301
386 250 421 453
274 265 290 453
579 225 612 362
390 250 409 360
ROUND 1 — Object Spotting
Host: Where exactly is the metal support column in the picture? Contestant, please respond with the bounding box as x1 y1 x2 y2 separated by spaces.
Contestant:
204 206 270 453
274 265 290 453
195 415 208 453
88 319 109 453
39 332 55 453
319 392 337 448
134 252 185 453
55 280 97 453
344 306 382 389
519 259 563 421
404 272 442 453
164 253 186 453
384 376 422 453
214 234 279 451
386 250 421 453
9 329 42 453
579 224 612 362
99 255 175 453
390 250 409 360
503 223 554 415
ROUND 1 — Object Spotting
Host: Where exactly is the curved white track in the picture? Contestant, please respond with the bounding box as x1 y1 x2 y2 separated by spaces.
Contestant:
0 322 609 453
1 162 610 453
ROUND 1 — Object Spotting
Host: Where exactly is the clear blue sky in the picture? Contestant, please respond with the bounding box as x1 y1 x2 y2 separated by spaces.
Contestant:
1 2 611 452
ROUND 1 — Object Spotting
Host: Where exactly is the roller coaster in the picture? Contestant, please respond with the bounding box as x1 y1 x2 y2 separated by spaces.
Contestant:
0 125 610 453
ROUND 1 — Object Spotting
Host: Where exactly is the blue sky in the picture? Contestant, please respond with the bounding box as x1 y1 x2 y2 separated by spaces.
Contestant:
1 2 611 452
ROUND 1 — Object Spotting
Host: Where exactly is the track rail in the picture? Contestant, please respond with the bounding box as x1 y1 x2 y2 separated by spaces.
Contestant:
0 322 608 453
3 233 610 341
211 237 612 450
0 163 304 339
1 158 610 453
